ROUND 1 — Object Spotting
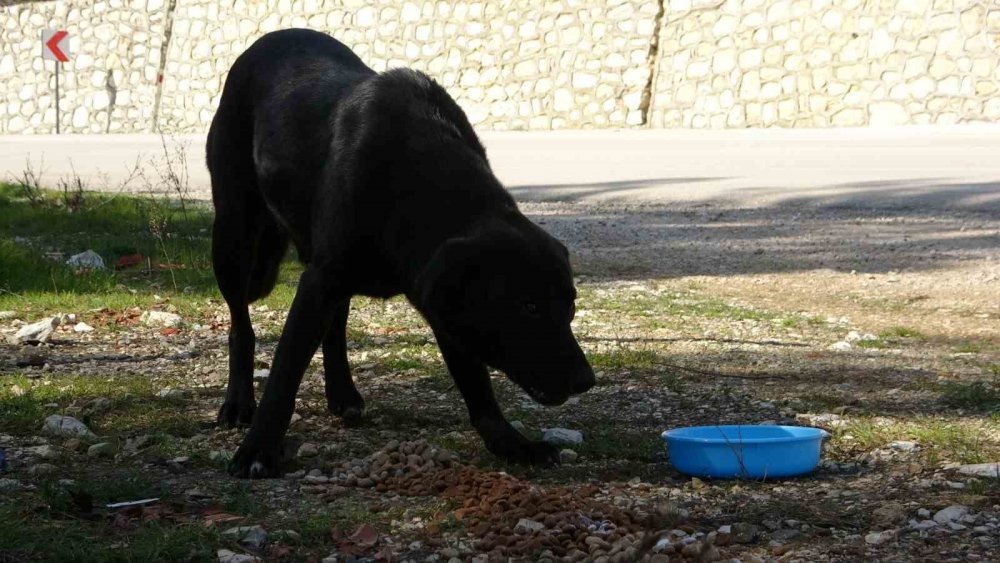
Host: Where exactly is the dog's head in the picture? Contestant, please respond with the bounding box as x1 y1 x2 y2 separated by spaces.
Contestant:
415 218 594 406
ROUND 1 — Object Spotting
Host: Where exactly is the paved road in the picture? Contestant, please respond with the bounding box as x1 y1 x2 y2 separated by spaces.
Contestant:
2 126 999 210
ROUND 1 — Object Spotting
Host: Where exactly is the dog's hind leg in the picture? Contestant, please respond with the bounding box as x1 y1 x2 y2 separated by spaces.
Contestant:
212 202 259 428
322 299 365 426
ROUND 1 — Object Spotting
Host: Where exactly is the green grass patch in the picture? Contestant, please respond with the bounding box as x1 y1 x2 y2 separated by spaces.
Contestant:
0 504 219 563
856 339 888 350
940 378 1000 412
0 373 187 436
831 417 999 464
878 326 925 340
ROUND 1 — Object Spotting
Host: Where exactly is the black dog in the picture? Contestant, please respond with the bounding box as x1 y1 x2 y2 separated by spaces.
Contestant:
207 29 594 478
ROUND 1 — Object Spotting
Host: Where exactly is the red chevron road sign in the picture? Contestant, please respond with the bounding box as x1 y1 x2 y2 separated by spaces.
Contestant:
42 29 70 62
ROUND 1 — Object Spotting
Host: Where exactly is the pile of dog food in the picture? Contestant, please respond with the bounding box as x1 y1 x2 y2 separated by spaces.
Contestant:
319 440 725 561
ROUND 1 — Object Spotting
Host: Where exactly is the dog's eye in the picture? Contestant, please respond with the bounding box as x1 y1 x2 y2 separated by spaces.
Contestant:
524 302 539 315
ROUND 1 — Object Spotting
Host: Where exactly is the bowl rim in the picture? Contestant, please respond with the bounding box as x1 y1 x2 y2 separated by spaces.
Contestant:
661 425 829 445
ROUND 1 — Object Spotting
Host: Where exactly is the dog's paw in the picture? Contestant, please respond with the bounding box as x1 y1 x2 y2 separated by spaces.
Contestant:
228 438 282 479
217 399 255 428
327 398 365 427
491 438 561 467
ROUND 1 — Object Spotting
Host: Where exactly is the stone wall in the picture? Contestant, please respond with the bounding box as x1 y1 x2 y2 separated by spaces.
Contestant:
159 0 656 132
1 0 999 133
0 0 168 134
650 0 1000 128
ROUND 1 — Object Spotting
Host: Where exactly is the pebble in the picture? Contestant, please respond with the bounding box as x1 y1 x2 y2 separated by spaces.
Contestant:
87 442 114 457
864 530 896 545
217 549 260 563
223 525 268 549
510 420 526 433
73 322 94 332
731 522 759 544
933 505 970 525
296 443 318 458
827 341 852 351
889 441 918 451
0 478 21 491
559 448 579 463
156 388 189 400
909 519 938 531
956 462 1000 478
13 316 59 344
141 310 182 327
42 415 97 439
541 428 583 445
514 518 545 534
917 508 931 518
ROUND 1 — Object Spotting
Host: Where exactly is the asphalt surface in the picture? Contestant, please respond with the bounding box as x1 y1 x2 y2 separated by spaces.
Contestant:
1 126 999 210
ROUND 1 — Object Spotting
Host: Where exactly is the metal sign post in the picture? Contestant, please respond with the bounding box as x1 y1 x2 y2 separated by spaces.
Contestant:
42 29 70 134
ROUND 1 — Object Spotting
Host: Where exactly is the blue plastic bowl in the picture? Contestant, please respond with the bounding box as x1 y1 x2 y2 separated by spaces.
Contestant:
661 425 828 479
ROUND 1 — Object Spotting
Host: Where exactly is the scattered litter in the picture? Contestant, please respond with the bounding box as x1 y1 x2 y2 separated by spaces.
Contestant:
106 498 160 509
66 250 106 270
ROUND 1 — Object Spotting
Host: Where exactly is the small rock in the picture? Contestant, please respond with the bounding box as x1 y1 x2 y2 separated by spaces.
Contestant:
217 549 260 563
872 503 908 527
956 462 1000 478
27 444 60 460
223 525 268 549
141 310 182 327
297 443 318 458
909 519 938 531
252 369 269 380
28 463 58 476
827 341 852 351
42 415 97 439
156 388 188 400
66 250 106 270
439 548 460 558
124 435 154 453
864 529 896 545
917 508 931 518
0 478 22 491
933 505 970 525
510 420 526 433
889 441 918 452
87 442 114 457
771 529 800 541
210 450 231 462
73 322 94 333
87 397 112 413
0 311 16 319
559 448 579 463
795 413 845 428
541 428 583 445
731 522 759 544
514 518 545 534
13 317 60 344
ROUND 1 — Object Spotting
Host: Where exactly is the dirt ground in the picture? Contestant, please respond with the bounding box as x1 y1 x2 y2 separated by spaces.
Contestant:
1 191 998 562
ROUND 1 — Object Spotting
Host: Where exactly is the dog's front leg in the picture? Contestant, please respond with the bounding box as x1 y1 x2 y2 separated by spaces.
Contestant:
437 336 560 466
229 266 346 478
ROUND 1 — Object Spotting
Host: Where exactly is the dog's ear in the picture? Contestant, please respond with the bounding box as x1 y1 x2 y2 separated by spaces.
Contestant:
414 235 484 318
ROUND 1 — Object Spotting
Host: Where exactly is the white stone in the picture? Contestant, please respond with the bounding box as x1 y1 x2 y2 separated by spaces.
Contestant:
956 462 1000 478
933 505 970 525
553 89 573 111
514 518 545 534
74 322 94 333
356 7 375 27
141 310 182 327
14 317 59 344
868 102 908 127
542 428 583 445
72 107 88 128
43 415 97 439
572 73 597 89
